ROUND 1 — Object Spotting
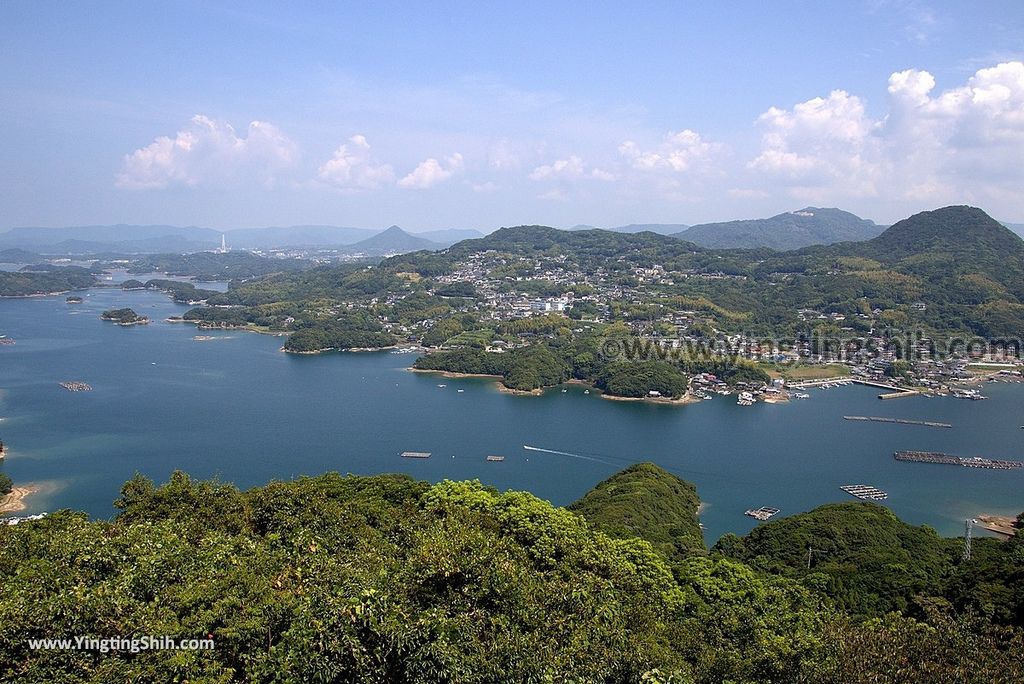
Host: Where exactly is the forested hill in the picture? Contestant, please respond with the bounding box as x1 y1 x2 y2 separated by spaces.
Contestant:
847 206 1024 299
676 207 884 250
1 467 1022 682
866 205 1024 260
569 462 705 561
715 501 1024 627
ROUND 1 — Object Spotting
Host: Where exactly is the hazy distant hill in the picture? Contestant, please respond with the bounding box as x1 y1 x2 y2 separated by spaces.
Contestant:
0 225 220 253
566 224 689 235
0 247 43 263
346 226 442 255
416 229 484 246
224 225 376 248
677 208 884 249
611 223 689 235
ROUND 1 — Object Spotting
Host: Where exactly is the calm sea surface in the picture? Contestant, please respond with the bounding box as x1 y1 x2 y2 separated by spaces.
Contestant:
1 283 1022 543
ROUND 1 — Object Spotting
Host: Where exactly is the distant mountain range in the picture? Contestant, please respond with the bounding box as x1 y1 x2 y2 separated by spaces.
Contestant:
4 209 1020 258
567 223 688 235
0 223 483 256
674 208 885 250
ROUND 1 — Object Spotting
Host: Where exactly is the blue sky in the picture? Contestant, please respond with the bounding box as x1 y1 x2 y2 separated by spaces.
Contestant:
2 1 1023 231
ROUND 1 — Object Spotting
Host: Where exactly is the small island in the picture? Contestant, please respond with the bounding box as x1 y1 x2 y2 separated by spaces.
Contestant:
65 295 83 304
100 308 150 326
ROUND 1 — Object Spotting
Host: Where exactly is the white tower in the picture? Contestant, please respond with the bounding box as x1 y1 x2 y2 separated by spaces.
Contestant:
220 234 227 252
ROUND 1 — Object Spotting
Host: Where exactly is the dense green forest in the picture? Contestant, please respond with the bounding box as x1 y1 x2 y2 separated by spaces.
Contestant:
0 465 1021 682
412 336 768 395
0 267 97 297
125 251 313 281
569 463 705 561
179 207 1024 354
99 307 149 324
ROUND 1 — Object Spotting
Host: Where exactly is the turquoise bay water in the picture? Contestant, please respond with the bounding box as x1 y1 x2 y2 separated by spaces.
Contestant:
1 285 1022 543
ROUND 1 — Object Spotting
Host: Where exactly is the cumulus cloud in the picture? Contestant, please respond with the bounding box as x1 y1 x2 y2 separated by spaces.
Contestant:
746 61 1024 207
886 62 1024 191
317 135 395 191
398 153 464 189
528 156 614 181
618 129 718 172
470 181 498 193
117 115 296 189
748 90 881 198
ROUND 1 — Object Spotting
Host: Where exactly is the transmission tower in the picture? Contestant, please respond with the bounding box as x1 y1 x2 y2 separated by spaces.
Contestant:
807 546 825 570
962 518 973 562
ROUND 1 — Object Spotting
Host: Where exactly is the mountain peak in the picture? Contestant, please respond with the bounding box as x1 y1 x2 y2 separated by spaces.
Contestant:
349 225 439 254
869 205 1022 256
678 207 882 250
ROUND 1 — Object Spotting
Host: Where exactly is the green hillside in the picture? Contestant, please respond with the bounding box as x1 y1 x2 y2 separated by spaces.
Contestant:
1 469 1022 682
569 462 705 561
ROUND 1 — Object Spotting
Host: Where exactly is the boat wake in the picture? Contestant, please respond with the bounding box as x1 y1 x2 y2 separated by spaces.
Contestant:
523 445 616 465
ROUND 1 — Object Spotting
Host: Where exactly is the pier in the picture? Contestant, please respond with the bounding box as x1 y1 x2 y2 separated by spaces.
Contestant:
785 377 851 389
844 416 951 428
894 450 1023 470
784 377 919 399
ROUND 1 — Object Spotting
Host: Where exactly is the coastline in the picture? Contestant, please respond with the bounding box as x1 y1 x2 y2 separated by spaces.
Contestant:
411 368 698 404
410 368 504 380
600 391 701 406
283 344 402 354
975 514 1019 538
0 485 39 515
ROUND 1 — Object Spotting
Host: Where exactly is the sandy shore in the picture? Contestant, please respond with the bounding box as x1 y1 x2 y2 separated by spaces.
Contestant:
411 368 543 394
0 485 39 515
600 391 701 406
976 515 1020 538
412 368 703 403
411 368 504 379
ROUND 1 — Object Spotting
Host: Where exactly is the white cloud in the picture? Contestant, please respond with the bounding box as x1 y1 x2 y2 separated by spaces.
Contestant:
528 155 614 181
398 153 464 189
117 115 296 189
537 187 568 201
317 135 395 191
745 61 1024 211
618 129 718 172
470 181 498 193
748 90 881 197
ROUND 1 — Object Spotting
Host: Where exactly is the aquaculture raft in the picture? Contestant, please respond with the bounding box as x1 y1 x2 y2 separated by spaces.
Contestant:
840 484 888 501
744 506 780 521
